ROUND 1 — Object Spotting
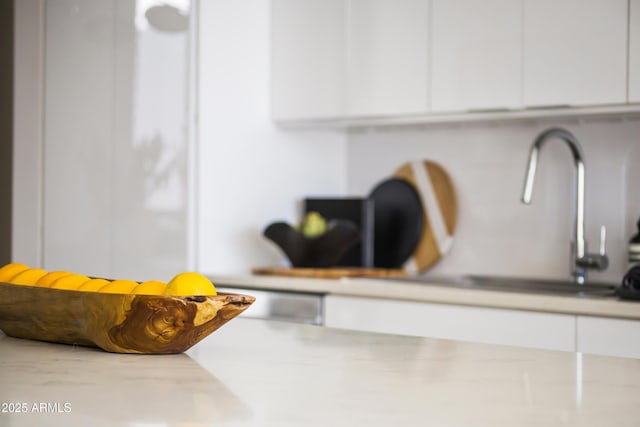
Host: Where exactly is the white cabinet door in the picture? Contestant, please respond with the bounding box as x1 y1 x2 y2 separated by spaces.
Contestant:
431 0 522 112
347 0 429 117
44 0 115 277
577 316 640 359
325 295 576 352
523 0 628 107
630 0 640 102
42 1 191 280
271 0 347 121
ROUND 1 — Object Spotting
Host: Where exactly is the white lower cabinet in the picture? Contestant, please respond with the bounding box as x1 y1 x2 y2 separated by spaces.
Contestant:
324 295 576 352
576 316 640 359
325 295 640 358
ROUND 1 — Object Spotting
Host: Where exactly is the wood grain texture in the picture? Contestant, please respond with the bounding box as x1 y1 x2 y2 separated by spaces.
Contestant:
252 267 407 278
0 282 255 354
394 160 457 272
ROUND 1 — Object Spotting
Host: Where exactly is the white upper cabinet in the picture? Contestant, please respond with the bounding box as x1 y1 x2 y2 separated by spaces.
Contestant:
347 0 429 117
271 0 347 121
523 0 628 107
431 0 522 112
630 0 640 103
271 0 636 124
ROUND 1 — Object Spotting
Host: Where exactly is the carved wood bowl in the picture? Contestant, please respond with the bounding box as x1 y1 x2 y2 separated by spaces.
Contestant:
0 282 255 354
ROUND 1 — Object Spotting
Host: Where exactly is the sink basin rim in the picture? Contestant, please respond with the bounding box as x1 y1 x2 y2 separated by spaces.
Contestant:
392 274 618 298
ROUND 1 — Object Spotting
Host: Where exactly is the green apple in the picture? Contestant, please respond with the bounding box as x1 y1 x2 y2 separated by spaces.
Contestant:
300 211 327 238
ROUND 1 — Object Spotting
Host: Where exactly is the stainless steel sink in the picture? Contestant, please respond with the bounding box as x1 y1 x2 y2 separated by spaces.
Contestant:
392 275 618 298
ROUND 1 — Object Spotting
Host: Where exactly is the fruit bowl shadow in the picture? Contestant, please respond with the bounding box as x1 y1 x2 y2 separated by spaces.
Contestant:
263 220 361 268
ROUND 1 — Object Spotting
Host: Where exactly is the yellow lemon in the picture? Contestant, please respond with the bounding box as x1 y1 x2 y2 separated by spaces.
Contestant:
36 271 73 287
0 263 30 282
132 280 167 295
9 268 48 286
99 279 139 294
50 274 91 290
78 278 110 292
165 272 217 296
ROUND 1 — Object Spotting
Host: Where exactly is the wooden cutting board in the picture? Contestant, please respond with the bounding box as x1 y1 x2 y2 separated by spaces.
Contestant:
251 267 407 279
394 160 457 272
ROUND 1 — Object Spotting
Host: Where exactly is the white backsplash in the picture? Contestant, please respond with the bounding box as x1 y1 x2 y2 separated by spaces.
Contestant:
346 116 640 284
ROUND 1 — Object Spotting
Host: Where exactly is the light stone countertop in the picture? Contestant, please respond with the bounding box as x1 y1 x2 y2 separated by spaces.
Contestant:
1 317 639 427
208 274 640 320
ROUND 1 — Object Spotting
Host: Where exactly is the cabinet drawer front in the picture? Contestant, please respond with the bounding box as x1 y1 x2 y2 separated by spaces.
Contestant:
218 287 324 325
577 316 640 359
325 295 575 352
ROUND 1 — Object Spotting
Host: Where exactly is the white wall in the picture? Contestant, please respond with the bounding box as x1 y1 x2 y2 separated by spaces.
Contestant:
196 0 347 274
346 117 640 284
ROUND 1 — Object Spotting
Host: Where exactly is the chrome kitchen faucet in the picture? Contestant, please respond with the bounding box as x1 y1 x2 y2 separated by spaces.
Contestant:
521 127 608 284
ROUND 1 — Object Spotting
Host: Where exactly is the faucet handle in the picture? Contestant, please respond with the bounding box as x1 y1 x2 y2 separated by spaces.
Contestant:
599 225 607 256
577 225 609 271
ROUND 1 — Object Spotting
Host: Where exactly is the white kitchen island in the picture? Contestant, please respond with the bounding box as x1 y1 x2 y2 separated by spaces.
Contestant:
1 317 639 427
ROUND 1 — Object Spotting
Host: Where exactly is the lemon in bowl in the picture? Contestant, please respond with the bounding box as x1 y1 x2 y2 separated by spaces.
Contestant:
36 271 73 287
132 280 167 295
0 263 30 282
78 278 111 292
99 279 139 294
50 274 91 290
164 272 216 296
9 268 48 286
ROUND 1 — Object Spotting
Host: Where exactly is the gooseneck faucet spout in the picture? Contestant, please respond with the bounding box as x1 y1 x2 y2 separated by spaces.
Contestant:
521 128 586 258
521 128 608 284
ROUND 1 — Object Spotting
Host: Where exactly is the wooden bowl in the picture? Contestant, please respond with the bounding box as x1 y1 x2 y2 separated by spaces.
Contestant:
0 282 255 354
